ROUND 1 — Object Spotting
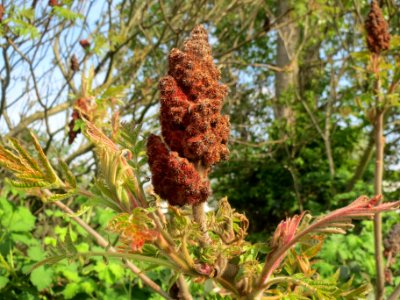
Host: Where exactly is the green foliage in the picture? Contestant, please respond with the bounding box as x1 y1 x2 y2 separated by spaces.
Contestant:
52 6 83 22
316 213 400 295
0 186 167 299
3 6 39 39
0 197 36 233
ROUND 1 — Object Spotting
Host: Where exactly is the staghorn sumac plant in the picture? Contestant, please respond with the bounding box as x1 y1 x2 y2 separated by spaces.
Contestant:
0 25 399 300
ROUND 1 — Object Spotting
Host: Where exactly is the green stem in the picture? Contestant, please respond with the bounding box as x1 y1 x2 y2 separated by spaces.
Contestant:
371 53 385 300
177 275 192 300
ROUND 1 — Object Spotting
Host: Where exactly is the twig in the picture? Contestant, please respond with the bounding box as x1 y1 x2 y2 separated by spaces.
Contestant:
6 102 69 137
346 130 375 192
65 143 94 165
388 283 400 300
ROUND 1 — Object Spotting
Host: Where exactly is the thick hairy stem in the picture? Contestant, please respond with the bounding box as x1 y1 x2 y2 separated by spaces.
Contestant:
192 164 210 245
192 202 209 245
53 200 172 300
176 275 192 300
373 110 385 300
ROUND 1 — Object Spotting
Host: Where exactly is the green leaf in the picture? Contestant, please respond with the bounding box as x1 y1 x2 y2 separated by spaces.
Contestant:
62 282 81 299
81 279 96 294
30 132 58 183
47 191 76 202
101 85 127 100
59 160 77 188
9 138 40 171
61 264 81 282
10 19 39 39
72 119 85 132
11 233 38 246
28 246 46 261
18 8 35 20
6 206 36 232
53 7 83 21
0 276 9 290
30 266 54 290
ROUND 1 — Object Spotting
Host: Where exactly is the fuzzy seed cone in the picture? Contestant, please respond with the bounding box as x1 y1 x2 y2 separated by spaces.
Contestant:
0 5 4 22
384 223 400 257
365 1 390 54
70 54 79 71
159 25 230 168
147 134 209 206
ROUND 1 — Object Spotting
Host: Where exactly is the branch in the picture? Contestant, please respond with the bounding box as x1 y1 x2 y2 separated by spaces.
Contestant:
65 142 94 165
0 46 11 122
388 283 400 300
345 130 374 192
6 102 69 137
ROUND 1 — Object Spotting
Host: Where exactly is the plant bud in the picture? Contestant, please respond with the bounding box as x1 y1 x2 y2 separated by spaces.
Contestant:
79 39 90 50
384 223 400 258
365 1 390 54
70 54 79 71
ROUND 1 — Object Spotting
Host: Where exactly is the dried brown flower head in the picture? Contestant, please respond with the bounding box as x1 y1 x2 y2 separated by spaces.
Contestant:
79 39 90 50
159 25 230 168
384 223 400 258
0 5 4 22
365 0 390 54
147 25 229 206
70 54 79 72
147 134 209 206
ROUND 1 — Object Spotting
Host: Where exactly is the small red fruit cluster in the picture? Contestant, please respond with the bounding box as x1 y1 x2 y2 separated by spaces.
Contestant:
365 0 390 54
147 25 230 206
49 0 60 7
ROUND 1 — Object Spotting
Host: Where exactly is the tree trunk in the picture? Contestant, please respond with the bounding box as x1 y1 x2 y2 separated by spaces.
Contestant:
274 0 299 122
